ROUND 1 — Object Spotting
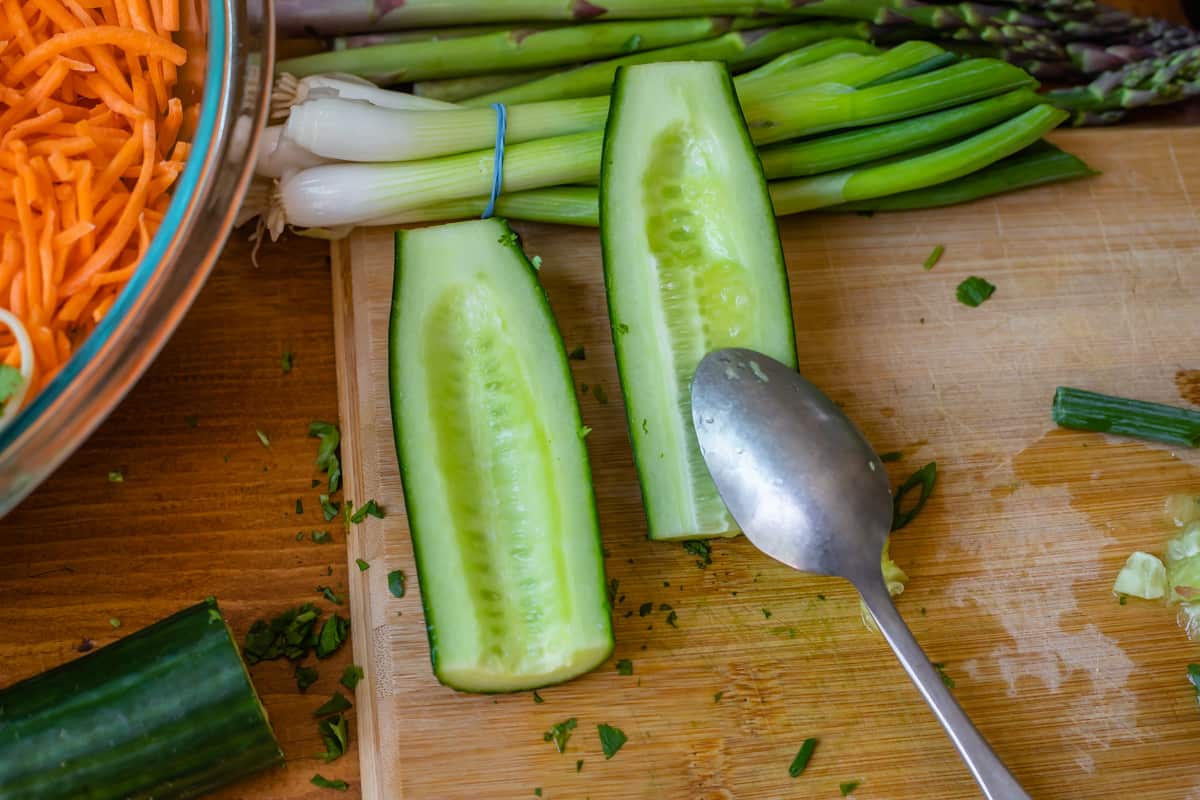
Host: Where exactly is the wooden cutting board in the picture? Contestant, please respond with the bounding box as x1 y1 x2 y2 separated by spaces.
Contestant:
330 127 1200 800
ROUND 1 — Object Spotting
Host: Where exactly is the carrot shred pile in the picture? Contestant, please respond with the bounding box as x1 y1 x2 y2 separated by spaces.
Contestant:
0 0 187 406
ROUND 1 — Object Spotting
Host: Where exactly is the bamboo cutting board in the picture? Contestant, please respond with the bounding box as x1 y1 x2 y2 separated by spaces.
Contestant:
330 127 1200 800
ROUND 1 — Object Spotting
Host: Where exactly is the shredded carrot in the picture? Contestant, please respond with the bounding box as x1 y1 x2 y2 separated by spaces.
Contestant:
0 0 187 412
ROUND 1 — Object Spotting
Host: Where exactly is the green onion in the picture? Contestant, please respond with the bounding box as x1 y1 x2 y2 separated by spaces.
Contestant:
757 88 1042 179
892 462 936 531
923 245 945 270
413 69 562 103
789 738 818 777
738 38 879 82
1053 387 1200 448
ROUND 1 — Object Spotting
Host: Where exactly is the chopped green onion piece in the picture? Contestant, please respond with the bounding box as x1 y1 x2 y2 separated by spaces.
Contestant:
387 570 406 598
932 662 956 688
311 530 333 544
315 614 350 659
355 558 370 571
1113 551 1167 600
568 345 586 360
879 450 902 462
282 351 293 373
296 664 319 692
616 659 633 676
923 244 944 270
956 276 995 307
892 461 936 531
1052 387 1200 448
107 470 123 483
256 429 271 447
0 364 23 407
108 617 121 628
349 499 385 523
311 774 348 791
341 664 364 690
789 738 818 777
317 585 343 605
319 494 340 521
840 780 861 796
318 714 349 762
314 692 352 717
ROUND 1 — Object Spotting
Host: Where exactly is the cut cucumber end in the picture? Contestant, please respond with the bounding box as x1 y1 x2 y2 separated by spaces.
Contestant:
390 218 613 693
601 61 797 542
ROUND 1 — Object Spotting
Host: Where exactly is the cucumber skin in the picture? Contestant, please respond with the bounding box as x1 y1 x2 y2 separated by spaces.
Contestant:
599 62 798 540
0 598 283 800
389 219 613 692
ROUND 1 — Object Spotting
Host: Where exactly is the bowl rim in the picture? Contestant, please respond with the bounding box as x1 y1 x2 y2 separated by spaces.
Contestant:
0 0 275 515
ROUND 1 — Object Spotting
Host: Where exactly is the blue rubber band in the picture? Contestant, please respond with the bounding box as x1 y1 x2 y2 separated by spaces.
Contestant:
482 102 507 219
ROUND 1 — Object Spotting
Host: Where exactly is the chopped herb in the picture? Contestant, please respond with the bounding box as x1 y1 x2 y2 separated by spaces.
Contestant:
616 659 633 675
387 570 406 598
920 607 927 616
311 530 334 544
314 691 352 717
665 610 678 628
789 738 818 778
840 780 861 796
663 581 670 588
318 713 349 762
310 774 348 791
295 498 304 515
531 255 543 270
568 345 586 360
184 414 198 428
543 717 578 753
597 723 627 759
497 230 519 246
713 691 724 703
817 594 826 601
106 470 124 483
615 323 630 335
922 244 945 270
532 690 545 704
319 494 341 521
282 351 294 374
682 540 712 569
315 614 350 659
308 422 342 493
577 425 592 439
533 789 542 798
593 385 608 404
892 461 937 531
575 759 584 773
607 578 619 606
0 364 23 408
256 428 271 447
1119 594 1128 605
295 664 319 692
355 558 370 571
107 617 121 629
956 276 996 307
639 602 653 617
658 603 673 612
932 662 956 688
879 450 902 462
242 603 321 664
349 499 385 523
762 608 772 619
341 664 364 691
317 585 343 605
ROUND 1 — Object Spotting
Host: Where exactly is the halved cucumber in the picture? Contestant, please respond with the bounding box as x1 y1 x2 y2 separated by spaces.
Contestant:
389 218 613 692
600 61 798 540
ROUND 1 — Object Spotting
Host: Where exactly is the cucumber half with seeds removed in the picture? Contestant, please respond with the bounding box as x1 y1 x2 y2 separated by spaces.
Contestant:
601 61 798 540
389 218 613 692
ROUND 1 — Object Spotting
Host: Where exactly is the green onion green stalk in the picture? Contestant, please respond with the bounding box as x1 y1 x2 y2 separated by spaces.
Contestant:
1052 386 1200 448
276 17 733 83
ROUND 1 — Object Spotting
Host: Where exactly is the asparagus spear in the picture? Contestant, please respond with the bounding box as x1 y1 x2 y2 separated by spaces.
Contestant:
757 87 1043 178
275 0 802 34
276 17 734 83
1046 44 1200 121
767 103 1068 213
832 140 1096 210
332 25 566 49
462 23 870 105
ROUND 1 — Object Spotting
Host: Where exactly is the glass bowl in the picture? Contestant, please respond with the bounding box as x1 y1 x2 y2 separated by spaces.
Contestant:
0 0 274 516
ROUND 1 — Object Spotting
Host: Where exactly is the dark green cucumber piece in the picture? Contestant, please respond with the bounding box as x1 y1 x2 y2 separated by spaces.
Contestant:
389 217 613 692
0 598 282 800
600 61 798 540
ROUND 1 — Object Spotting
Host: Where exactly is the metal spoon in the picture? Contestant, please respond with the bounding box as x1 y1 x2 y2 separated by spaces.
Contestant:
691 347 1030 800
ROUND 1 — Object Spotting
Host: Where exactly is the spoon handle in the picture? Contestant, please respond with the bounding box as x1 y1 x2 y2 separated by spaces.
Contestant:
857 576 1031 800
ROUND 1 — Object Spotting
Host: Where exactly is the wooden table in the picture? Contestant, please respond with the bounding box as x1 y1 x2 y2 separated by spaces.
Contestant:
1 4 1195 796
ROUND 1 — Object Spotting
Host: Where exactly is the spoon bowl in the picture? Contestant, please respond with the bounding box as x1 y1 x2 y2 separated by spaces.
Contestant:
691 347 1030 800
690 348 891 579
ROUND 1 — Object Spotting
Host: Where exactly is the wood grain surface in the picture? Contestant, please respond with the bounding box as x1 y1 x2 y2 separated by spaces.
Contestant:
0 1 1194 796
332 128 1200 800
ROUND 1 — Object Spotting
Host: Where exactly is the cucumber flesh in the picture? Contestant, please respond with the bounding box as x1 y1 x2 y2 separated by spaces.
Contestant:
601 61 797 541
0 599 283 800
389 218 613 692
